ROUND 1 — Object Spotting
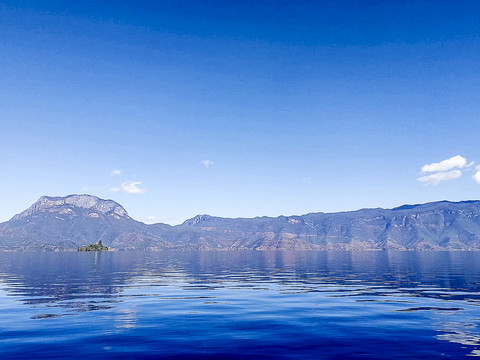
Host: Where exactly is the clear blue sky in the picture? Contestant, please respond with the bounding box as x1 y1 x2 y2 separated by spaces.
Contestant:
1 0 480 224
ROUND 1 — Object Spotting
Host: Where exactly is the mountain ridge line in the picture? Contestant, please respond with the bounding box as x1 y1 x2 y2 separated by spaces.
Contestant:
1 194 480 251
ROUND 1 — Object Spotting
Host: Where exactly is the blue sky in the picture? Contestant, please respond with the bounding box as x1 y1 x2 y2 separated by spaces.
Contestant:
1 0 480 224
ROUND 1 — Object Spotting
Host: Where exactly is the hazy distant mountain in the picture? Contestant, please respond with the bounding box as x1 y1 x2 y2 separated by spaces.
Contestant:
1 195 480 251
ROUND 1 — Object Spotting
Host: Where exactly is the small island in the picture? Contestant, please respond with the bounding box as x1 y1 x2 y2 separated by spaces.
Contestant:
78 241 109 252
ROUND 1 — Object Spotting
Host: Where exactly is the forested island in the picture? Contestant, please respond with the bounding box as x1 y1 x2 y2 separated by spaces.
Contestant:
78 241 109 252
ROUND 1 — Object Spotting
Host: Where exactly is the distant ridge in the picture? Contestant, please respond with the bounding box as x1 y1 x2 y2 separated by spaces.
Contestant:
391 200 479 212
1 195 480 251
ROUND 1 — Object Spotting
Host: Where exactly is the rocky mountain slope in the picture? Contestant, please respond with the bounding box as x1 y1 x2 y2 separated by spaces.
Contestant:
0 195 172 251
1 195 480 251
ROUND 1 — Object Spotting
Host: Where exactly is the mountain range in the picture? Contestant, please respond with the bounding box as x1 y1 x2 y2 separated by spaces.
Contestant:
1 194 480 251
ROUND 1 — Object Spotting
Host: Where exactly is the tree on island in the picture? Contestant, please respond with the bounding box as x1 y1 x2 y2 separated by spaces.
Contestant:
77 240 109 251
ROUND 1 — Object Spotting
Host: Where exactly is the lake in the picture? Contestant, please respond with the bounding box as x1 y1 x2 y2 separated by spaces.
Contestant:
0 251 479 359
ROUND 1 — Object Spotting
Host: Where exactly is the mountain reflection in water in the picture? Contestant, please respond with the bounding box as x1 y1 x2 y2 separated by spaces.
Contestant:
0 251 479 359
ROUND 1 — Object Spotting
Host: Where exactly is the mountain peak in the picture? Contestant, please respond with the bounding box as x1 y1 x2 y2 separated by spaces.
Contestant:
12 194 130 220
182 214 214 226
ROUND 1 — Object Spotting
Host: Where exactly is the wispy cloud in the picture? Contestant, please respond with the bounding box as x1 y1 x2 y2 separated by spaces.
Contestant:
421 155 472 173
418 170 462 186
111 169 122 176
110 181 146 194
302 177 313 184
201 160 214 168
144 216 173 224
418 155 473 186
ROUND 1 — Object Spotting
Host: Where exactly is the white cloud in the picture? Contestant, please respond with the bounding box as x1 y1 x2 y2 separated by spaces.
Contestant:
473 172 480 184
201 160 214 168
417 155 477 186
421 155 471 173
418 170 462 186
110 181 146 194
144 216 173 224
111 169 122 176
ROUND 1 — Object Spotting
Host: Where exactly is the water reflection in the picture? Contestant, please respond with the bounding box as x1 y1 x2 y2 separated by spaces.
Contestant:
0 251 479 314
436 321 480 357
0 251 479 359
114 307 138 329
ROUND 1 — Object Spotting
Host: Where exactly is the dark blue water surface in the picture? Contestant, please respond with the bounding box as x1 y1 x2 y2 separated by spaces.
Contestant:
0 251 479 359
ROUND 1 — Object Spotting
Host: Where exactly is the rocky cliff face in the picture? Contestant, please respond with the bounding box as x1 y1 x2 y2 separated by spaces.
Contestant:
0 195 170 251
1 195 480 251
175 201 480 250
12 195 130 221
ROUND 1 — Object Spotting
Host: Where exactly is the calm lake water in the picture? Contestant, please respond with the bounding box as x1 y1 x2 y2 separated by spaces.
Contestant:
0 251 479 359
